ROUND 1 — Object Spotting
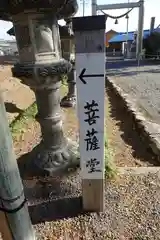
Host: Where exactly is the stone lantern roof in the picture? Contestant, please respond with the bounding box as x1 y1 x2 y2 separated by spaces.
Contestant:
0 0 78 21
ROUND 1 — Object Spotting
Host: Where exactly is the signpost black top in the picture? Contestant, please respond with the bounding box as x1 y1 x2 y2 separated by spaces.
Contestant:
72 15 106 32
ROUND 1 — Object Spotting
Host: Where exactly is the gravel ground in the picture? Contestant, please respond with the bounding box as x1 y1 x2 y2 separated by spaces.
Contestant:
17 87 160 239
1 170 160 240
1 82 160 239
30 171 160 240
107 64 160 124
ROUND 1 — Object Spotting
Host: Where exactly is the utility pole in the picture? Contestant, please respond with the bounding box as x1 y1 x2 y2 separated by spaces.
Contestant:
81 0 89 16
126 0 129 58
0 93 36 240
136 0 144 60
150 17 155 34
92 0 97 15
83 0 85 16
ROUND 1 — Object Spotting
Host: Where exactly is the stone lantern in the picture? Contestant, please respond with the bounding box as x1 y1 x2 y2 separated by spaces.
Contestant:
1 0 79 175
60 20 76 108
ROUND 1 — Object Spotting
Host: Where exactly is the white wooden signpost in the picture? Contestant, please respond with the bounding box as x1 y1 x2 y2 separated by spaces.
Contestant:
73 15 106 212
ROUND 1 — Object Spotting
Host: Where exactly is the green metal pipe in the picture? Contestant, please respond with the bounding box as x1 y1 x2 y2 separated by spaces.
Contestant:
0 93 36 240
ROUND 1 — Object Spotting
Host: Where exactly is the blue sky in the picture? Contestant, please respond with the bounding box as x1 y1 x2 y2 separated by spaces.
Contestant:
0 0 160 40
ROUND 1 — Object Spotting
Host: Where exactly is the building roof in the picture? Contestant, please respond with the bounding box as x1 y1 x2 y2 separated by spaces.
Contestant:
106 29 118 34
108 28 160 43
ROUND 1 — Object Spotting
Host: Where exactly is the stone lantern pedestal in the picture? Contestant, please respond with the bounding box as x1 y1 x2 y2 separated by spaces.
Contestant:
1 0 79 176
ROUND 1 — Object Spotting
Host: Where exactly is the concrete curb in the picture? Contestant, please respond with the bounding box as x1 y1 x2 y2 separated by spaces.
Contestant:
117 167 160 176
108 77 160 162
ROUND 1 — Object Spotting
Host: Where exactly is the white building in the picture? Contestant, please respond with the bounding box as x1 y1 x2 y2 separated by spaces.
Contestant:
0 39 17 55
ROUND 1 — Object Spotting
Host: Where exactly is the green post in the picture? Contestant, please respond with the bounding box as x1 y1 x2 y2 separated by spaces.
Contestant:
0 93 36 240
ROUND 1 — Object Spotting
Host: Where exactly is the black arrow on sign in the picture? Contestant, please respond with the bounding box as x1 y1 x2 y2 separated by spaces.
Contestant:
79 68 104 84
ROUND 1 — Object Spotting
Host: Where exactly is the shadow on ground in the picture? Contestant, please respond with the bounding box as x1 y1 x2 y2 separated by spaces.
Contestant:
106 59 160 70
106 67 160 77
106 59 160 77
29 196 85 224
18 146 83 223
106 83 159 166
5 102 22 114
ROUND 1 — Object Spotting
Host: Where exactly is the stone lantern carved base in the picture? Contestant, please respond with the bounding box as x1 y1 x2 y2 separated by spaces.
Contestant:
35 138 79 175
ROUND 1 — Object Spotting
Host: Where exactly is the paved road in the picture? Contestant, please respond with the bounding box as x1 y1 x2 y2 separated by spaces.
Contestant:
107 63 160 125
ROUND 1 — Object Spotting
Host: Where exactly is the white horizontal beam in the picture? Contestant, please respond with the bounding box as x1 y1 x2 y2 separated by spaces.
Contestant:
97 1 141 10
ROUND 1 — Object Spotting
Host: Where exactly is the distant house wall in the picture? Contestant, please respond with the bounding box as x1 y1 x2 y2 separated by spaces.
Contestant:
0 55 18 65
109 42 122 50
0 40 17 55
106 42 123 57
106 30 118 48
